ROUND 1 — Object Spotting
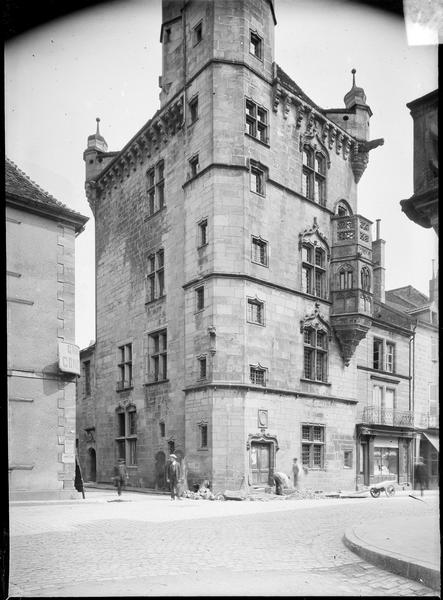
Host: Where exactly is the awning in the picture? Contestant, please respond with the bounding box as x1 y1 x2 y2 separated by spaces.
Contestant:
423 432 439 452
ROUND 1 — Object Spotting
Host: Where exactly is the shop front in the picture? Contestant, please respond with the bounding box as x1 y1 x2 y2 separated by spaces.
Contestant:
356 425 415 488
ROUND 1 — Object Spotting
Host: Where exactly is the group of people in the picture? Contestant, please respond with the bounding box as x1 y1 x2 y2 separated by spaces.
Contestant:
112 453 182 499
273 457 305 495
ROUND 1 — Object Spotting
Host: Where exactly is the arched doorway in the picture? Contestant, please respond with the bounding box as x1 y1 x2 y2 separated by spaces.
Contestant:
87 448 97 482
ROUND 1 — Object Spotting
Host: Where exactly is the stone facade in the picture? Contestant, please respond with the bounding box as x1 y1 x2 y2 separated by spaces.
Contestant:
80 0 436 493
6 158 88 500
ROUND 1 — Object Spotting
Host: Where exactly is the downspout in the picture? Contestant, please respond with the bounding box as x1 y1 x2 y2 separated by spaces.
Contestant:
409 321 417 487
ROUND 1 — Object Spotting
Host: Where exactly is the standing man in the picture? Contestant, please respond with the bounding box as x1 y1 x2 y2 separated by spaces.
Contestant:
414 457 428 496
113 458 129 496
166 454 181 500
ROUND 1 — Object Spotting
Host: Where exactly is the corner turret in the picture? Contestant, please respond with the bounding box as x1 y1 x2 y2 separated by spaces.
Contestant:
83 118 108 182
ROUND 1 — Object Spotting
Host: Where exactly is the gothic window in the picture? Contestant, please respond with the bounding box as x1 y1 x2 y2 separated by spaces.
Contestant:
336 200 352 216
303 327 328 382
302 147 326 206
247 298 265 325
339 265 353 290
250 365 266 386
245 99 269 144
302 243 327 299
361 266 371 291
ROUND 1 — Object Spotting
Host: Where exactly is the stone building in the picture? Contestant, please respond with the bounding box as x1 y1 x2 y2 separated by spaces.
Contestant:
83 0 441 494
76 342 97 482
400 90 438 235
6 158 88 500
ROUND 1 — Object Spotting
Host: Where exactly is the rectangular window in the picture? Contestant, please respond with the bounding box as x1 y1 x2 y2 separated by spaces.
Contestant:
128 439 137 466
128 410 137 436
198 219 208 247
115 408 137 466
149 330 167 382
373 338 383 370
146 250 165 302
196 286 205 311
168 440 175 454
247 299 264 325
344 450 353 468
250 366 266 386
193 22 202 45
249 31 263 59
301 424 325 469
303 328 328 382
160 422 166 437
117 343 133 390
83 360 91 397
198 356 207 379
245 99 269 144
251 237 268 266
189 155 199 177
146 161 165 216
117 412 126 437
199 424 208 449
189 95 199 124
385 342 395 373
250 163 265 195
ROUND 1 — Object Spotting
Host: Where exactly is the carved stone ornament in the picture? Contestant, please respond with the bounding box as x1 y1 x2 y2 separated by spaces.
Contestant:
298 218 330 253
246 432 279 451
328 127 336 150
299 132 331 169
351 138 384 183
331 314 372 366
300 302 331 338
272 85 283 112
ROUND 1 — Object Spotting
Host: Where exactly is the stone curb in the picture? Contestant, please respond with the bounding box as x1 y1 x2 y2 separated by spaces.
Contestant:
343 526 440 592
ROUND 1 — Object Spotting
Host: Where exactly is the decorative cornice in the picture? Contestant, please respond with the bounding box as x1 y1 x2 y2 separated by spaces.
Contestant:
298 218 330 253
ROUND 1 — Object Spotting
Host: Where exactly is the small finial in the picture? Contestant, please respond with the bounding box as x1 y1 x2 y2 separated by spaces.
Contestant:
351 68 356 87
96 117 101 135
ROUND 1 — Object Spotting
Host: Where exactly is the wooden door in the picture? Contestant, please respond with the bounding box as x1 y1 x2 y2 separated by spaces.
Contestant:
250 442 271 484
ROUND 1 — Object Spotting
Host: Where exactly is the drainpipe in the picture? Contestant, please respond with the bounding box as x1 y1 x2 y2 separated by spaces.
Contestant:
409 321 417 488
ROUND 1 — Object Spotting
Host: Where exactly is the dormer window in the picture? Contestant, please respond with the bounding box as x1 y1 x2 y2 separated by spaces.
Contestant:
302 147 326 206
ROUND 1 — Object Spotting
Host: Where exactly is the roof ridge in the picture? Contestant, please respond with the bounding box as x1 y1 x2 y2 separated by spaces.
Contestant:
6 157 64 205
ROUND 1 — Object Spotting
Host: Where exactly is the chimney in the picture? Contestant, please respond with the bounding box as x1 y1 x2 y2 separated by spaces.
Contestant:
372 219 385 303
429 259 438 306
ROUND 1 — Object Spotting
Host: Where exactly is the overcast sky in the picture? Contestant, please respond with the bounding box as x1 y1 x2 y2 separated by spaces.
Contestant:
5 0 438 350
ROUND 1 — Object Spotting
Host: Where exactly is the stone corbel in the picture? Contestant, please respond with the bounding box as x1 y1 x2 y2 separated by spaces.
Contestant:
336 132 344 155
350 138 384 183
328 127 336 150
272 84 283 113
343 137 352 160
283 94 291 120
208 326 216 355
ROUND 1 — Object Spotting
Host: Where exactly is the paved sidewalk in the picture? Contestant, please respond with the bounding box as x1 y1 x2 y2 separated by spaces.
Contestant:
344 504 441 592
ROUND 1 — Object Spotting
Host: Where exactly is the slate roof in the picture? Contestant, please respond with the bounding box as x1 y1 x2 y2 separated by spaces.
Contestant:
276 64 323 112
5 158 88 232
385 286 430 311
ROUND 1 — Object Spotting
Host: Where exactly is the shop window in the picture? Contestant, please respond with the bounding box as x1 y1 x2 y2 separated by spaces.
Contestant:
373 446 398 477
117 343 133 390
249 31 263 60
301 424 325 469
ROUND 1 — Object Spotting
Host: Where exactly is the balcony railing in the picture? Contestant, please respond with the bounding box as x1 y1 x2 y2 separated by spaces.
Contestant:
359 407 439 429
359 406 414 427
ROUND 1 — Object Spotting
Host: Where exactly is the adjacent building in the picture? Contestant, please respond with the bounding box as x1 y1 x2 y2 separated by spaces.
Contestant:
400 89 438 235
78 0 436 493
7 158 88 500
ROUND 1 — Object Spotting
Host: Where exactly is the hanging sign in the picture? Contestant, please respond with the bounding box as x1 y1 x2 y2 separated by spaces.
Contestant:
58 342 80 375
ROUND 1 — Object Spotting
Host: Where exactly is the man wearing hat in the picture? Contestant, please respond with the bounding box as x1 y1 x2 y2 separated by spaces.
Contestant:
166 454 181 500
112 458 129 496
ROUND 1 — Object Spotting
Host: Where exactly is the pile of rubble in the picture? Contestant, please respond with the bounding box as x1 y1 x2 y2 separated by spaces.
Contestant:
283 488 326 500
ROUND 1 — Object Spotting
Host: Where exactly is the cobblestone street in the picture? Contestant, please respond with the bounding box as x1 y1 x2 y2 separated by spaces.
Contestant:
9 492 439 596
